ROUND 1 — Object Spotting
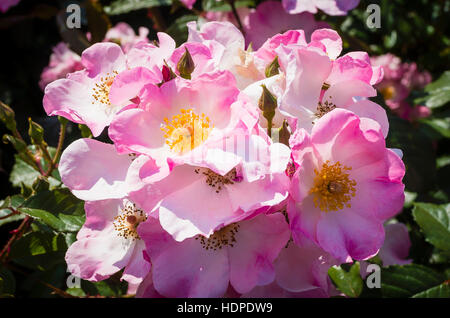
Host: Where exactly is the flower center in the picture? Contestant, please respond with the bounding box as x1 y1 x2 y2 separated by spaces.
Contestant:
380 85 395 100
309 161 357 212
113 202 147 240
315 99 336 119
161 108 212 155
196 223 240 250
92 71 118 106
195 167 242 193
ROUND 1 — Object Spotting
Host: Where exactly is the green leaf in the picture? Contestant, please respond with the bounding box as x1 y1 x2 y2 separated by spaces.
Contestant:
412 282 450 298
387 115 436 193
419 117 450 139
66 287 86 297
23 189 84 216
423 71 450 108
328 262 363 298
381 264 445 298
412 202 450 252
80 279 128 297
0 195 26 226
166 15 198 45
104 0 172 15
0 209 25 227
437 155 450 169
202 0 255 11
18 207 66 232
0 101 17 132
9 146 60 189
430 248 450 264
21 189 85 232
9 232 67 271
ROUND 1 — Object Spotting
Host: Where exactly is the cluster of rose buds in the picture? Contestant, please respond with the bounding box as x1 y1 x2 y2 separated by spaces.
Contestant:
43 20 406 298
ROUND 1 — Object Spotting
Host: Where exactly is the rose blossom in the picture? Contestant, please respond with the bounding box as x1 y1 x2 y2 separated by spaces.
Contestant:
39 42 84 90
243 29 386 136
136 212 290 297
104 22 149 53
65 198 151 285
287 108 405 262
371 53 432 121
40 22 150 90
43 42 160 136
108 68 291 241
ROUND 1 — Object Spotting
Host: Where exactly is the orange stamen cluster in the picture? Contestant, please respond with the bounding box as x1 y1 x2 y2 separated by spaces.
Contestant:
92 71 118 106
309 161 357 212
161 108 212 155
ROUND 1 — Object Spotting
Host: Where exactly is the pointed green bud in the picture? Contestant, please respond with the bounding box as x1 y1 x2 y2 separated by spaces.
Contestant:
277 120 291 147
177 47 195 80
265 56 280 78
0 101 17 133
28 118 45 146
247 42 253 52
3 134 27 153
258 84 277 137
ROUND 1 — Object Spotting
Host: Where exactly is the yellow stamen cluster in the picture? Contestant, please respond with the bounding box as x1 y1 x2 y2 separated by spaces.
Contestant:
92 71 118 106
113 202 147 240
309 161 357 212
161 108 212 155
196 224 240 250
195 167 238 193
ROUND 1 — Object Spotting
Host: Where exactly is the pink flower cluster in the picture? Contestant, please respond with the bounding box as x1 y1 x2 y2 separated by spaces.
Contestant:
44 21 407 297
39 22 150 90
371 54 432 121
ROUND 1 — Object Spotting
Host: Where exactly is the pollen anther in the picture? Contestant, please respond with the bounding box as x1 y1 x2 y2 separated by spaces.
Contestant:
309 161 357 212
113 202 147 240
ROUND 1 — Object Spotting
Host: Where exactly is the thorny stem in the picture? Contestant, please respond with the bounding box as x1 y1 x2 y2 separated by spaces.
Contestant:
0 216 31 262
47 119 67 176
40 144 53 175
